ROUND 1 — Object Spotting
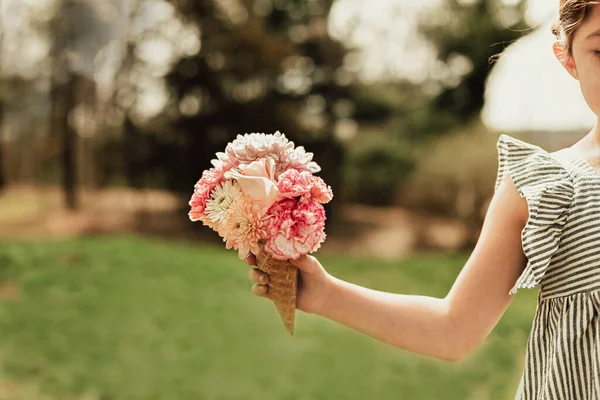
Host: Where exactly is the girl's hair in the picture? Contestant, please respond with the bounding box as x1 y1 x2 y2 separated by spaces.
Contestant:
552 0 599 57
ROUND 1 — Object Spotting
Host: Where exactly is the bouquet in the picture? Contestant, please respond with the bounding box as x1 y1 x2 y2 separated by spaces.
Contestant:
188 131 333 335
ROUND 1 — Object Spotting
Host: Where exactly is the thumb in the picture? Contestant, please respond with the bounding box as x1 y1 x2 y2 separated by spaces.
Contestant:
290 254 317 274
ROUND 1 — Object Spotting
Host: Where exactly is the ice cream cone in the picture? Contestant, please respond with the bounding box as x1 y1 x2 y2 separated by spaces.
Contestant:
255 243 298 336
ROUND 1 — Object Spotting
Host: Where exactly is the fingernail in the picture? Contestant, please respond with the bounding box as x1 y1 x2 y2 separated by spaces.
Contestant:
259 274 265 282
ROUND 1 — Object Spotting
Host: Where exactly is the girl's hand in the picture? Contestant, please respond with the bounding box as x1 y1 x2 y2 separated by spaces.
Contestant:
244 253 335 315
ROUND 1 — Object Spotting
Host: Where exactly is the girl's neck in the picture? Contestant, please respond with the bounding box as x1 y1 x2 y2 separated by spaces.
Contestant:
588 120 600 150
570 121 600 157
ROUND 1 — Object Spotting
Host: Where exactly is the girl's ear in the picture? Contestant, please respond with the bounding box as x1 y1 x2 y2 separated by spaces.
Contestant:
553 41 579 80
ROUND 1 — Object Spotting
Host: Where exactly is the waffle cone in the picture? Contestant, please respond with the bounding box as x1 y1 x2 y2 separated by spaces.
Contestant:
255 244 298 336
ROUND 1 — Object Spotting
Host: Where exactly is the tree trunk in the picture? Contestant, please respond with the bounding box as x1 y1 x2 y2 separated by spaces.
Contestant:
123 115 142 190
0 22 5 192
62 76 78 210
0 102 5 191
50 0 78 210
51 73 78 210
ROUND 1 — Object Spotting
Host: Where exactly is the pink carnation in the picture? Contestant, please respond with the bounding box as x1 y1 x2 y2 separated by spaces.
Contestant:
262 197 327 260
277 170 312 198
188 168 225 220
277 169 333 204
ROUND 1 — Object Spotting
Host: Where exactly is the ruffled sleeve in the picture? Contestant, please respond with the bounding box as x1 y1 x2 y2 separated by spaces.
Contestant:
495 134 574 295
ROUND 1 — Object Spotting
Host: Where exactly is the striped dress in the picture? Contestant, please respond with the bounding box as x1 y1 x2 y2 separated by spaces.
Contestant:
495 134 600 400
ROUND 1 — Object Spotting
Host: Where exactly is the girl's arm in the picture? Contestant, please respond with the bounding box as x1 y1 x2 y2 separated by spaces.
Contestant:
311 173 529 361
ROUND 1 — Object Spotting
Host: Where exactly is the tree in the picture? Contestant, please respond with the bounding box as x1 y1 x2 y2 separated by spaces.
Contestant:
417 0 531 134
48 0 111 209
153 0 358 221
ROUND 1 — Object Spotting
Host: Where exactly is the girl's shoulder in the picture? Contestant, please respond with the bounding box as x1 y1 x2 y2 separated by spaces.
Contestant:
494 134 575 195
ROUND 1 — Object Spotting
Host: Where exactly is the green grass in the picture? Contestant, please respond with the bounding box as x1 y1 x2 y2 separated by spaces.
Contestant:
0 236 539 400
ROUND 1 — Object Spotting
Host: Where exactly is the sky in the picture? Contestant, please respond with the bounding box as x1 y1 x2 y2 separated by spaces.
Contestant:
329 0 597 132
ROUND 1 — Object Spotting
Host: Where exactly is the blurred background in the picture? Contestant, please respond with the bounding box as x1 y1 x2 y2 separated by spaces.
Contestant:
0 0 596 399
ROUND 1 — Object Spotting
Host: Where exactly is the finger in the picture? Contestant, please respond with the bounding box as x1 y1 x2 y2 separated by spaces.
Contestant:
251 283 268 297
248 268 269 284
245 253 257 266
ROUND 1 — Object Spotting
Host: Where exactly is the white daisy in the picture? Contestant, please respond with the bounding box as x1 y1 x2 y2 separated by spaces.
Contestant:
205 180 241 226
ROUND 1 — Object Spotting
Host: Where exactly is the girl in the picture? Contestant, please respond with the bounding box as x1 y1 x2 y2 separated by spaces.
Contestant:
245 1 600 398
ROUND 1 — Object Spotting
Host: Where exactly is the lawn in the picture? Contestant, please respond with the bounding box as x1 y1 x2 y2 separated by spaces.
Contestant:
0 235 538 400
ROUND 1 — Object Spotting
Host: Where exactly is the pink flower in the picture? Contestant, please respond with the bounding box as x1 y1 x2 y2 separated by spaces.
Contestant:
277 169 333 204
219 195 267 259
188 168 225 220
262 197 327 260
277 170 312 198
309 177 334 204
